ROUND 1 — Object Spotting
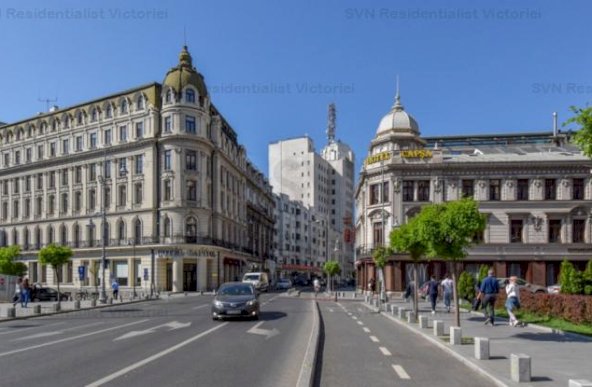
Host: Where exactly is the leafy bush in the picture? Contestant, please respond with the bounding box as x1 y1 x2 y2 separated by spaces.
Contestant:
478 265 489 286
458 271 475 302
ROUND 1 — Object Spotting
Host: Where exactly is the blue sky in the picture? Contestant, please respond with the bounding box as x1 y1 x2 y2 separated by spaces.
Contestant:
1 0 591 177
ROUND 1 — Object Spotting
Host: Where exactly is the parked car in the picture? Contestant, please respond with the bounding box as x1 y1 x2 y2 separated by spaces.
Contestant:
547 284 561 294
30 287 70 302
211 282 260 320
276 278 292 290
242 272 269 292
497 278 547 294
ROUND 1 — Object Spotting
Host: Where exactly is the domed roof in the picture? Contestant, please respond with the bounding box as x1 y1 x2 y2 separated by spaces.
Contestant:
163 45 208 97
376 94 419 135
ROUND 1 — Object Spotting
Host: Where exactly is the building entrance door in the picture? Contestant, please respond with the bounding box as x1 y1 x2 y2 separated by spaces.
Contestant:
183 263 197 291
166 262 173 291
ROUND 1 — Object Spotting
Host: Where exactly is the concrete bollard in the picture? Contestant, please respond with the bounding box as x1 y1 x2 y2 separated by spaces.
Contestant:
74 300 81 310
474 337 490 360
450 327 462 345
569 380 592 387
2 307 16 318
434 320 444 337
391 306 398 316
351 292 356 299
419 315 428 329
51 303 61 313
108 298 114 305
398 308 406 319
90 300 97 307
33 305 41 314
511 353 531 382
407 311 416 324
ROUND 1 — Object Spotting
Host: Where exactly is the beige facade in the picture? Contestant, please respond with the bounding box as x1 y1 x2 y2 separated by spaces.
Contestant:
0 46 273 294
355 92 592 291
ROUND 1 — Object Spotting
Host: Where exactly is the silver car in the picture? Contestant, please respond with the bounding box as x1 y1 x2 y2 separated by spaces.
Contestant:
211 282 260 320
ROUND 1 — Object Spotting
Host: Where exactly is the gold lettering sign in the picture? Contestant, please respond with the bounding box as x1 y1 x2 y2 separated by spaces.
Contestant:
365 151 392 165
400 149 433 159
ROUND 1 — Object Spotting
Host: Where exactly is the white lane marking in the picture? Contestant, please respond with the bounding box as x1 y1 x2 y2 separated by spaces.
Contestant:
392 364 410 379
363 327 370 333
347 312 352 316
191 304 208 310
357 321 363 326
0 319 150 358
0 321 66 336
296 300 317 387
12 322 104 341
247 321 279 339
260 294 280 306
114 321 191 341
328 308 334 313
379 347 392 356
86 323 228 387
369 336 379 343
352 316 357 320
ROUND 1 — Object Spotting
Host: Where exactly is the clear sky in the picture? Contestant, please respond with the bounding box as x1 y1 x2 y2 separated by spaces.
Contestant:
1 0 591 177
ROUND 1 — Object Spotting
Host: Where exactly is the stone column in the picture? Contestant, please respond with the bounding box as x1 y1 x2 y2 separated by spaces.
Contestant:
127 258 134 290
172 258 183 292
198 258 208 291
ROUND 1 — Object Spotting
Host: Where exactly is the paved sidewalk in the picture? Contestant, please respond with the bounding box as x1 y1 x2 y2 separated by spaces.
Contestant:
369 296 592 387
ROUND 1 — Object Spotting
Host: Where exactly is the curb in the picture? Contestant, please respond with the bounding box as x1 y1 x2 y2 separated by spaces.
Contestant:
362 302 509 387
297 300 320 387
0 297 159 323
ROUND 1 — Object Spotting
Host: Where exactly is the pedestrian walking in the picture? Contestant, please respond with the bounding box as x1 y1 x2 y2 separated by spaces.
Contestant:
12 277 22 306
441 274 454 313
368 278 376 295
479 269 499 326
404 280 415 302
427 276 439 314
111 279 119 300
21 278 30 308
505 276 522 327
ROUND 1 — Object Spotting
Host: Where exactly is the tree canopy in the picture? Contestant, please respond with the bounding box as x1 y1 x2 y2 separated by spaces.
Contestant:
39 244 73 304
323 260 341 277
0 246 27 276
566 105 592 158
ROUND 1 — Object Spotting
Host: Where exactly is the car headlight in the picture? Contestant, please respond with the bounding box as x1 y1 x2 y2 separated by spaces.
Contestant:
214 300 224 307
247 299 258 306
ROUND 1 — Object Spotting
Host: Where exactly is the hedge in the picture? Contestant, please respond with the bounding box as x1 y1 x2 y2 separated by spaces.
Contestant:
496 289 592 325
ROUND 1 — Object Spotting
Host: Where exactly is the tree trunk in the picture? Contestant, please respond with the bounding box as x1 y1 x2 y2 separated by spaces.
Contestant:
413 262 419 323
452 263 460 327
55 266 61 307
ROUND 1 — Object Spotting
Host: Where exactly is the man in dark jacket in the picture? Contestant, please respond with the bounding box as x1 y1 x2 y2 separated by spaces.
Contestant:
479 269 499 325
427 276 439 314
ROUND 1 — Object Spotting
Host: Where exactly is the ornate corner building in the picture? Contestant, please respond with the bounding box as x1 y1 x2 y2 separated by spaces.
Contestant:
0 46 274 293
355 91 592 292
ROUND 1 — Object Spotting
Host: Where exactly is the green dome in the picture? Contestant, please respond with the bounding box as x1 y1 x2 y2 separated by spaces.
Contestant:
163 46 208 97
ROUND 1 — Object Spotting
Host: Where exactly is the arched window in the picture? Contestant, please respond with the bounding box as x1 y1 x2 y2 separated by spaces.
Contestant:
74 224 80 248
12 228 18 245
165 89 173 103
103 223 110 246
23 228 29 249
35 228 41 249
120 99 128 114
134 219 142 244
77 111 84 125
118 220 126 242
164 217 171 238
106 104 112 118
185 217 197 243
91 108 98 122
136 96 144 110
48 226 54 244
185 89 195 103
60 225 67 245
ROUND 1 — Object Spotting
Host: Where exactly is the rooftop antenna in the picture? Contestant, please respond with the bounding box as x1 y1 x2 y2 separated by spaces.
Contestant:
38 97 57 112
183 25 187 46
552 112 558 137
327 103 336 143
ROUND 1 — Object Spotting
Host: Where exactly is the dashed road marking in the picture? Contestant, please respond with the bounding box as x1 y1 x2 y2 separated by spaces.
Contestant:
379 347 392 356
392 364 410 379
369 336 379 343
357 321 363 325
363 327 370 333
191 304 208 310
328 308 334 313
352 316 357 320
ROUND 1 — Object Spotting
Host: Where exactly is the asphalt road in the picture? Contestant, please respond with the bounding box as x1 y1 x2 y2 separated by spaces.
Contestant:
0 293 314 387
317 299 495 387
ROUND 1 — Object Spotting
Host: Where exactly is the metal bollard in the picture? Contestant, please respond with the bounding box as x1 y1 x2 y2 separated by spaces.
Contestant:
511 353 531 382
475 337 490 360
450 327 462 345
419 315 428 329
569 380 592 387
433 320 444 337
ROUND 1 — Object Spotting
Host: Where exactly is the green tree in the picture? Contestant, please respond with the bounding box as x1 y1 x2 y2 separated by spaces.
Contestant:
584 260 592 295
323 260 341 301
457 271 476 302
390 219 427 321
416 198 486 327
38 244 73 305
0 246 27 276
566 105 592 157
477 265 489 287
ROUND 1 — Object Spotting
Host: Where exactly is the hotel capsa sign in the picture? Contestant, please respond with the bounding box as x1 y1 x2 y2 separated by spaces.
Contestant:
365 149 433 165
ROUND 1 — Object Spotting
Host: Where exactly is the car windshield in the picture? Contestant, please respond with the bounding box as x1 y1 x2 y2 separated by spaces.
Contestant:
219 285 254 296
243 274 260 281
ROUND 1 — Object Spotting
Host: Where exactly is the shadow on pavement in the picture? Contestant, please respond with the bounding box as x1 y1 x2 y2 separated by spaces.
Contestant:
99 309 143 313
259 311 287 321
512 332 590 343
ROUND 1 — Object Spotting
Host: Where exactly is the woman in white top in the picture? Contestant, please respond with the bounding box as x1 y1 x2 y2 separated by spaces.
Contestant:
505 276 521 327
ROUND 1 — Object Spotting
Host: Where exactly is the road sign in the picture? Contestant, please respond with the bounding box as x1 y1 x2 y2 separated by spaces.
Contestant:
78 266 86 281
143 268 149 281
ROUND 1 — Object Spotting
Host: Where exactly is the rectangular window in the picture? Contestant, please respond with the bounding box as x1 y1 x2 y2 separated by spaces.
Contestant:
61 169 68 186
61 193 68 212
37 174 43 190
105 187 111 207
510 219 523 243
489 179 501 201
49 172 55 188
13 179 19 194
24 199 30 218
2 202 7 219
26 148 32 162
75 136 83 151
119 125 127 142
75 191 82 211
89 163 96 181
573 178 584 200
48 196 55 215
573 219 585 243
462 179 474 198
545 179 556 200
14 151 20 165
185 116 196 134
114 261 129 287
403 181 414 202
104 129 112 145
134 183 142 204
164 180 172 201
50 142 56 157
548 219 562 243
119 158 127 177
118 185 126 206
35 197 42 216
134 155 143 175
89 189 96 210
13 200 19 218
517 179 529 200
164 116 172 133
104 160 111 178
187 181 196 201
373 222 383 246
89 133 97 149
186 151 197 170
417 180 430 201
75 166 82 184
135 122 144 139
369 184 380 205
3 153 8 167
37 145 44 160
25 176 31 192
382 181 389 203
62 139 69 154
164 150 172 170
